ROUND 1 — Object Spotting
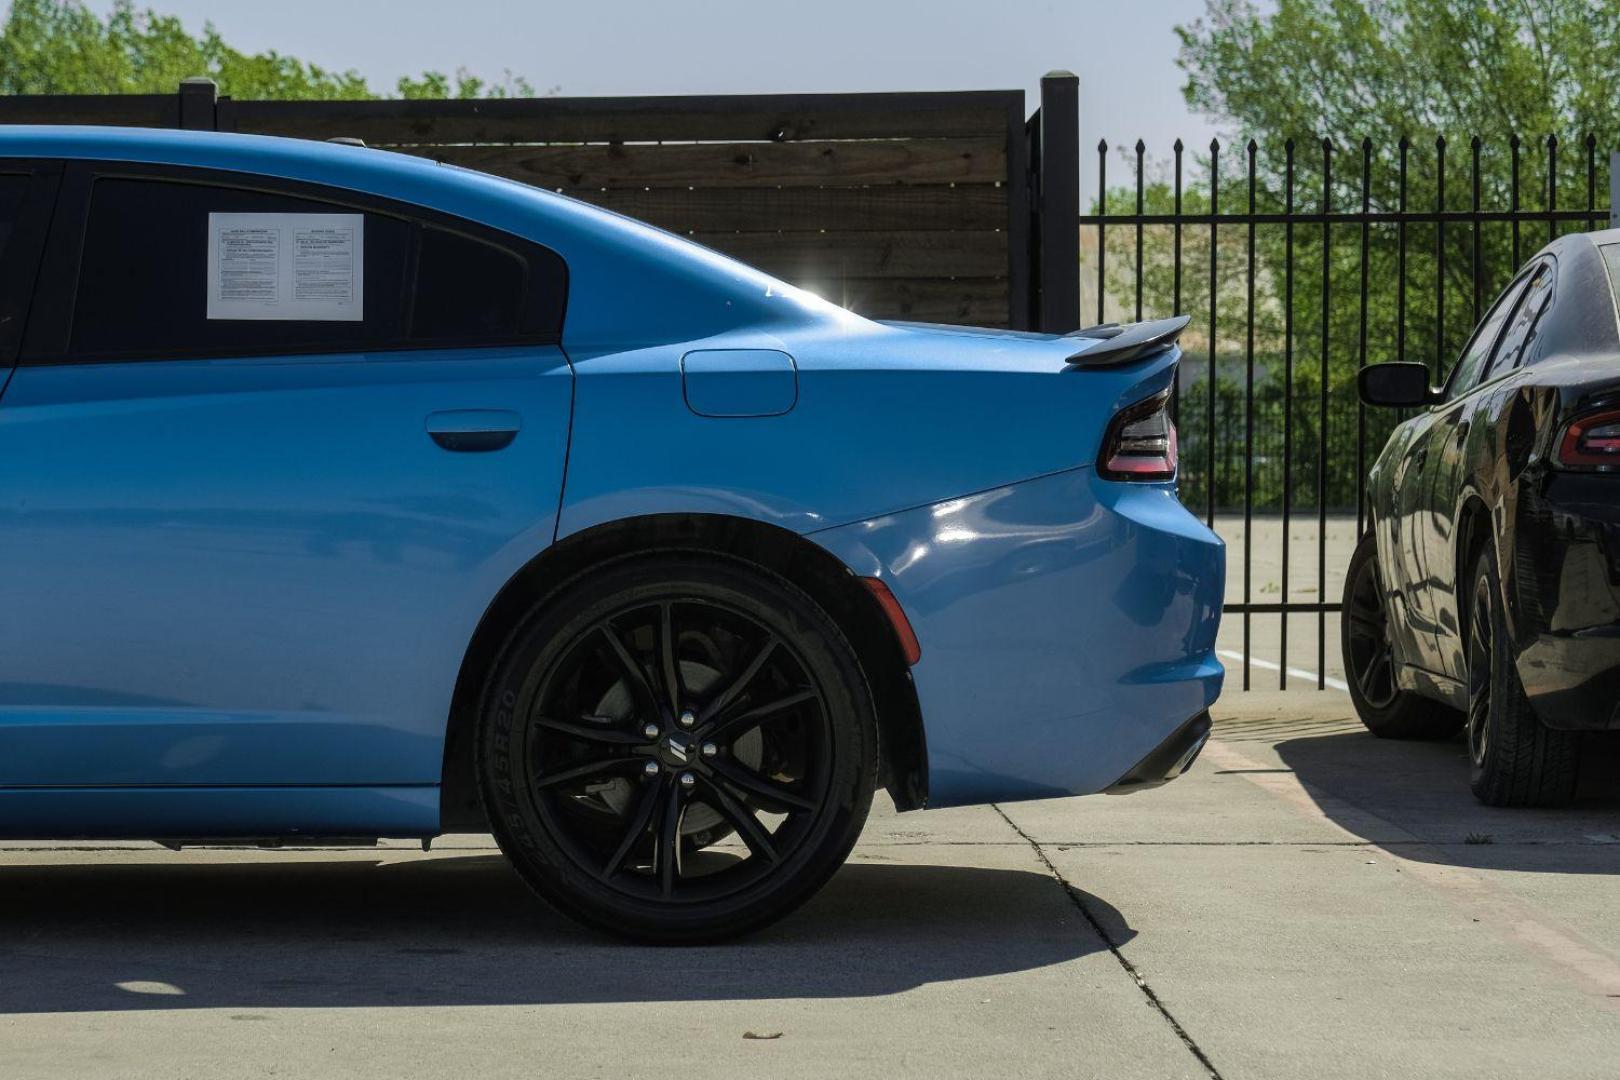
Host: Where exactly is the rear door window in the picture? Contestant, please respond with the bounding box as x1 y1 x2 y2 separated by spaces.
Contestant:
1484 260 1554 377
52 169 567 363
1442 273 1528 402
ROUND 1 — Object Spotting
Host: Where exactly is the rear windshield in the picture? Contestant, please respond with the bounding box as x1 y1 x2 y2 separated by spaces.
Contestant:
1602 243 1620 312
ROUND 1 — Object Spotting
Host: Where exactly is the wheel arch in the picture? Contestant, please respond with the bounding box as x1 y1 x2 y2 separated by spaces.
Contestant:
438 513 928 830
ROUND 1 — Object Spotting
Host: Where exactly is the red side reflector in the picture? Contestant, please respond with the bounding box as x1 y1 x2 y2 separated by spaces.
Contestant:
861 577 921 666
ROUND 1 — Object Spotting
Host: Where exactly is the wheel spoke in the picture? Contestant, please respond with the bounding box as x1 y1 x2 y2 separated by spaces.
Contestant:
535 756 633 790
655 781 685 897
704 687 818 741
700 777 779 864
708 757 817 812
597 621 660 719
600 775 664 880
536 716 647 747
658 601 683 715
697 636 778 724
1359 649 1391 698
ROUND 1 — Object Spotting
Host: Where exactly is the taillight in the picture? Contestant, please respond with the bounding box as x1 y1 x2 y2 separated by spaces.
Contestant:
1557 408 1620 470
1099 388 1177 481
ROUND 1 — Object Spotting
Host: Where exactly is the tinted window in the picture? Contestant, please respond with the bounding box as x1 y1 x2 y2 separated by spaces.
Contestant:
71 179 410 358
1443 274 1526 401
412 226 526 341
66 174 566 361
1486 260 1554 377
0 175 27 263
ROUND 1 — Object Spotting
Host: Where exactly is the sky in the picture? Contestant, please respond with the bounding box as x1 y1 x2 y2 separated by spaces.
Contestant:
82 0 1226 193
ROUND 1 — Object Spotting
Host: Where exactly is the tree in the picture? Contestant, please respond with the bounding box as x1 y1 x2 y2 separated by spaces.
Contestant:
0 0 537 99
1101 0 1620 509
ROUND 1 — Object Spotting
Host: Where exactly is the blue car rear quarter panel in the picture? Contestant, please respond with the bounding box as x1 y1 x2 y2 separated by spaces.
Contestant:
815 470 1224 806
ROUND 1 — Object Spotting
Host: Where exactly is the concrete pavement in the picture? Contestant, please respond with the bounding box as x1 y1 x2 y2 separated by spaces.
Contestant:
2 691 1617 1079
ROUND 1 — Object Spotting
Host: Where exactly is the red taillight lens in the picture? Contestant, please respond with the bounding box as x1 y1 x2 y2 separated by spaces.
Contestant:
1557 408 1620 470
1099 389 1178 481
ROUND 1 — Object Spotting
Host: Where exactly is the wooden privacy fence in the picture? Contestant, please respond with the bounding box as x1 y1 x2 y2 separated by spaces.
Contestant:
0 75 1083 331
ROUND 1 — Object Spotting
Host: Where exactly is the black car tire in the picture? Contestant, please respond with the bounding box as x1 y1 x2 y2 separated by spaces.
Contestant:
477 551 877 942
1465 544 1580 807
1341 530 1463 739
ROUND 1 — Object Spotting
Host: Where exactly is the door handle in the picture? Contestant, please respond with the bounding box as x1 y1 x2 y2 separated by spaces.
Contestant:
425 409 522 452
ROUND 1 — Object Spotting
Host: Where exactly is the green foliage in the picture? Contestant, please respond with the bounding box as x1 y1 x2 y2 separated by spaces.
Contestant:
0 0 538 100
1097 0 1618 509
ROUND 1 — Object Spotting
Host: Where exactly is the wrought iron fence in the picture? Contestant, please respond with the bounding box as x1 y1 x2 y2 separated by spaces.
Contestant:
1080 133 1613 688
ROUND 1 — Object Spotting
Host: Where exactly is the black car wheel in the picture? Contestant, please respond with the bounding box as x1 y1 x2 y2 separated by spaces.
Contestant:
1342 529 1462 739
1465 544 1579 807
477 552 877 942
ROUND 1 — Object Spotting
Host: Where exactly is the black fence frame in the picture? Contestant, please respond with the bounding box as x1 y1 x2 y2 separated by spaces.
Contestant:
1082 133 1613 689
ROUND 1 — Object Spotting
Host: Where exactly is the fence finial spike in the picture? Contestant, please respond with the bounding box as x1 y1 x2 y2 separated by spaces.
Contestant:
1398 134 1411 151
1098 138 1109 152
1546 133 1558 148
1470 134 1482 150
1509 133 1521 149
1587 132 1598 148
1361 136 1373 152
1322 135 1333 152
1135 138 1146 154
1173 137 1184 153
1284 136 1295 153
1435 134 1446 149
1247 137 1258 153
1210 136 1221 152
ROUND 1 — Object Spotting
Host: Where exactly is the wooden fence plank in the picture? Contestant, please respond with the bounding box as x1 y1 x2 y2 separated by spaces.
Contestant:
220 91 1019 145
563 184 1007 233
824 277 1009 325
411 138 1004 189
703 230 1006 280
0 94 177 127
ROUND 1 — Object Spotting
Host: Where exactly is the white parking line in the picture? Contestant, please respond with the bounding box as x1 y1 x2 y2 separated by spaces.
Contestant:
1217 648 1350 692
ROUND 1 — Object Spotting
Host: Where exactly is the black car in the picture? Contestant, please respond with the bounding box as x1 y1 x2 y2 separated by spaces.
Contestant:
1345 229 1620 806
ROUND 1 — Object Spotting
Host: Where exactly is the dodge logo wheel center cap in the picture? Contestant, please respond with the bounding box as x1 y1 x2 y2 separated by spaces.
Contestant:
658 732 694 768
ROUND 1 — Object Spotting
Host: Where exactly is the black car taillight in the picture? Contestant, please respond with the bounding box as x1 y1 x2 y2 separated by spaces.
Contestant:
1557 407 1620 471
1099 388 1177 481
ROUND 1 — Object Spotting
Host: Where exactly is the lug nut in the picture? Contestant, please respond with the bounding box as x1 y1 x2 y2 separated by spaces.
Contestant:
679 710 697 729
701 742 718 758
642 722 661 740
643 760 660 776
679 772 696 789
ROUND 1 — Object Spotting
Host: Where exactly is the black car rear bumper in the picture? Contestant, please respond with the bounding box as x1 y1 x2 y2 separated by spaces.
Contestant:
1511 472 1620 730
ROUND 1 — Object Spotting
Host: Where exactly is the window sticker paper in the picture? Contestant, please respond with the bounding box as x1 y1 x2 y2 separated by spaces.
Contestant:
207 212 364 320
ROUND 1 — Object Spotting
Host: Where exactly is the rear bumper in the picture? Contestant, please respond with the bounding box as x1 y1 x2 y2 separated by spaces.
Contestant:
1510 473 1620 730
812 467 1224 806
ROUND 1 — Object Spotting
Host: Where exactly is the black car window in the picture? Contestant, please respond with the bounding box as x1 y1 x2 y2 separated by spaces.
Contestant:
71 178 411 359
1485 260 1554 377
0 174 27 265
1600 243 1620 311
64 173 567 362
1442 271 1528 402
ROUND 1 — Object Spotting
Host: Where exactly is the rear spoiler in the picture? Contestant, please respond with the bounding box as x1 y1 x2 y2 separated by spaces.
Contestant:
1063 315 1192 368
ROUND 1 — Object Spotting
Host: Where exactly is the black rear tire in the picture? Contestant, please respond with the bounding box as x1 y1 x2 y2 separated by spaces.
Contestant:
1342 529 1462 739
477 552 877 942
1465 544 1580 807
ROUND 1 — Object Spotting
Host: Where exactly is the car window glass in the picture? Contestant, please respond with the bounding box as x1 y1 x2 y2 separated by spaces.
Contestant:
71 178 410 359
411 226 527 342
1601 244 1620 311
0 174 30 268
1442 273 1527 402
1485 261 1554 377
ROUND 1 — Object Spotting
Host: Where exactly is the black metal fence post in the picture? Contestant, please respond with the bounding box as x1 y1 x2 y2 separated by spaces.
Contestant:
1035 71 1079 331
177 77 218 130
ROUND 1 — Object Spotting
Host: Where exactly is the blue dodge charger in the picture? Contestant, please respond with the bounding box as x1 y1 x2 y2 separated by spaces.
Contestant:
0 128 1223 940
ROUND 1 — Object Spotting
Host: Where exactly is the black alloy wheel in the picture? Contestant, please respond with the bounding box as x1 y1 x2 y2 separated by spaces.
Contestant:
1341 529 1461 739
478 553 876 941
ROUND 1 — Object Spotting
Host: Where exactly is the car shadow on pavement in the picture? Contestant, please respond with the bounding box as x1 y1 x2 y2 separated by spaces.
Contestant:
0 856 1128 1014
1274 727 1620 875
